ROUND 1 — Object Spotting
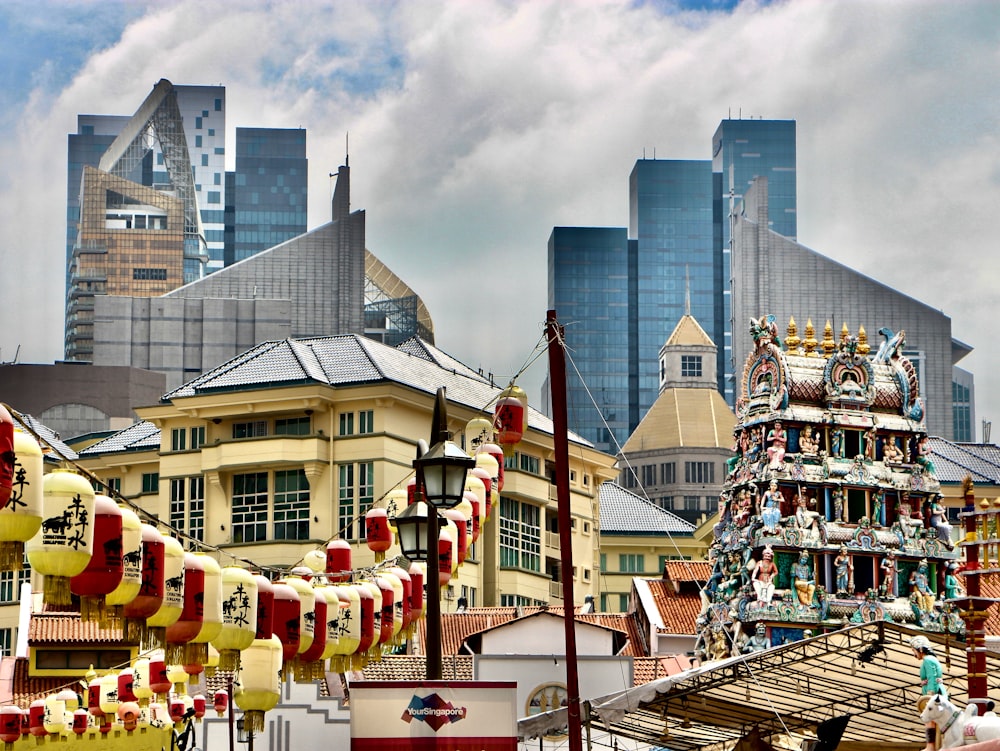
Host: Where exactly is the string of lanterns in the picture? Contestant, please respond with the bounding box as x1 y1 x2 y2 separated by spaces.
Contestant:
0 384 530 740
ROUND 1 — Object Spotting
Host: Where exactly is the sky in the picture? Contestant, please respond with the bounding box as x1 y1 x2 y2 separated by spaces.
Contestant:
1 0 998 438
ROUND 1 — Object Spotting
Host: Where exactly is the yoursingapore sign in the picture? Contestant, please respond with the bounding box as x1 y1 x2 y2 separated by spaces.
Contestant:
351 681 516 751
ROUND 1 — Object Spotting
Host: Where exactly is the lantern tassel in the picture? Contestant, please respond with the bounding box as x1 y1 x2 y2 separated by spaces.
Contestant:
218 649 241 672
124 617 146 644
165 643 185 666
243 710 264 735
0 542 24 570
184 642 208 669
43 575 73 606
145 626 166 651
79 595 108 626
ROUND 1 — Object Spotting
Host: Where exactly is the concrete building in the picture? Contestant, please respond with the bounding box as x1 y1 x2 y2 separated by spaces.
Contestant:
616 313 736 524
731 176 970 439
75 333 618 608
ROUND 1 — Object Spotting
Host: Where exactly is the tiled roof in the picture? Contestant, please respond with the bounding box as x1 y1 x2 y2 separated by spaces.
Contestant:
927 437 1000 484
13 413 78 461
157 335 589 446
7 657 75 709
663 560 713 584
28 613 132 645
642 580 702 635
427 607 641 656
79 420 160 456
621 387 735 452
357 655 473 682
633 655 693 685
599 482 695 535
664 315 714 348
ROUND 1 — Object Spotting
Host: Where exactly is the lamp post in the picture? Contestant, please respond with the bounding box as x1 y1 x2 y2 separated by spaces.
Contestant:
395 387 474 680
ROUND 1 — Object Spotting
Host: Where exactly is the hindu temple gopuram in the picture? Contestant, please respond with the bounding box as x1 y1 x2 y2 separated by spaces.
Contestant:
696 315 962 659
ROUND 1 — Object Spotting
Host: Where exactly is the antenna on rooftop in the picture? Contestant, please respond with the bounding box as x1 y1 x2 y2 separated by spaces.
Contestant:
345 132 349 167
984 420 992 444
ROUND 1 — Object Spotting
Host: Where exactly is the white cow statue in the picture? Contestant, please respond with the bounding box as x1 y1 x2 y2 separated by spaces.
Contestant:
921 694 1000 749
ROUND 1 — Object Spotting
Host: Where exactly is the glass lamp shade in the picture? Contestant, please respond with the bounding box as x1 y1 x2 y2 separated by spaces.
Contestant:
393 502 436 562
416 440 475 509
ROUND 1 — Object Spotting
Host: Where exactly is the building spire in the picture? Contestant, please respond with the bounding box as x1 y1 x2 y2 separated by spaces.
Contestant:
685 265 691 316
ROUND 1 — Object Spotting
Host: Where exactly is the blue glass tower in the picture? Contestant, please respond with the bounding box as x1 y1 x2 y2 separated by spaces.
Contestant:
630 160 715 426
548 227 633 453
712 119 796 402
225 128 308 265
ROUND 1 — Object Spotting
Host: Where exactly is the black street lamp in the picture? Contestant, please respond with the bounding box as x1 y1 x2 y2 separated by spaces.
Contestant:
407 387 475 680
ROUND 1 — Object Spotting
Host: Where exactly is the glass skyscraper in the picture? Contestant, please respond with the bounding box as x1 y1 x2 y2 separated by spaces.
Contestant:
548 226 633 453
547 119 796 451
226 128 308 265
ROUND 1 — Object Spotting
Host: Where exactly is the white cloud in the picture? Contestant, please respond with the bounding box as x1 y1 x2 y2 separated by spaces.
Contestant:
2 0 999 436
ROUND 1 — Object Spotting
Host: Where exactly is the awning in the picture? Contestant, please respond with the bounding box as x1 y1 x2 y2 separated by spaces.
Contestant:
519 622 996 751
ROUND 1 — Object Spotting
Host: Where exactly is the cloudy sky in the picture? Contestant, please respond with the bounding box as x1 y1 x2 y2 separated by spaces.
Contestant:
1 0 998 437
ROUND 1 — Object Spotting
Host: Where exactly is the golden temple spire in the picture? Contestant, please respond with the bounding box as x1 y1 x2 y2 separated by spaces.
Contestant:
822 320 836 357
857 325 870 355
803 318 819 357
785 316 801 353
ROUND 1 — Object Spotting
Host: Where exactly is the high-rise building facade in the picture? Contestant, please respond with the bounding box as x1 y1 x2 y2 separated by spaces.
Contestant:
226 127 308 265
712 119 796 402
547 226 632 453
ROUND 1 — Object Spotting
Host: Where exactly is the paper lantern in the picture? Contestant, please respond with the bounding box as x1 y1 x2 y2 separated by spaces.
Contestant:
118 701 140 732
388 566 413 633
444 506 469 565
270 581 302 664
325 539 351 583
192 694 206 720
212 566 257 671
364 507 392 563
282 576 316 673
0 428 43 569
165 551 205 664
86 669 103 723
329 585 360 673
42 695 66 735
360 580 384 659
71 494 124 623
375 576 395 646
133 657 154 702
253 574 275 639
213 690 228 717
123 523 165 643
0 404 13 508
27 469 95 604
381 571 405 643
28 699 46 739
352 583 375 669
464 417 495 455
406 477 418 505
166 664 189 695
0 705 21 743
117 668 137 704
438 527 454 587
146 535 185 648
168 696 185 724
303 549 326 573
72 708 88 735
105 505 142 628
98 672 119 716
234 636 282 735
494 385 527 447
477 444 504 496
408 562 425 623
317 585 342 665
296 582 328 681
187 553 223 668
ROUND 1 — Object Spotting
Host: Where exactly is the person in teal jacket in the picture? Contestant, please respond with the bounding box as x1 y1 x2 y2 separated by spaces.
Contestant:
912 635 947 751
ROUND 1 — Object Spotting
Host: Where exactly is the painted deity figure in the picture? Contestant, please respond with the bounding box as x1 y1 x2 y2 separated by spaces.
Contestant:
883 437 903 463
834 546 853 595
799 428 819 455
897 498 924 540
910 560 936 613
832 489 845 523
766 421 788 470
880 551 898 598
865 426 878 459
742 622 771 653
871 490 884 527
928 496 953 549
944 562 963 600
792 551 816 608
752 546 777 607
916 436 936 474
831 428 845 458
761 481 782 533
911 635 948 751
794 491 823 542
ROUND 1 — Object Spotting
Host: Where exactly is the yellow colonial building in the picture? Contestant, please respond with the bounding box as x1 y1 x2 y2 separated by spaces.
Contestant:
74 334 619 609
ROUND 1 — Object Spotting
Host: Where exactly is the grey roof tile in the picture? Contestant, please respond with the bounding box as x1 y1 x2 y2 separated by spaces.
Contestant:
927 437 1000 484
79 421 160 455
599 482 695 535
13 414 78 462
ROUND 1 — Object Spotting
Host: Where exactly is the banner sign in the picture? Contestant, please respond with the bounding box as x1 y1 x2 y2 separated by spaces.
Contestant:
351 681 517 751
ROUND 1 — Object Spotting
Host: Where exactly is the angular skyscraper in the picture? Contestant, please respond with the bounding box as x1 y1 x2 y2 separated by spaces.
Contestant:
712 119 796 401
225 127 308 265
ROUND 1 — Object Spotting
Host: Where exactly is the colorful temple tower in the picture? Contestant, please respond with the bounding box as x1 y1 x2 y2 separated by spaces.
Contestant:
697 315 962 658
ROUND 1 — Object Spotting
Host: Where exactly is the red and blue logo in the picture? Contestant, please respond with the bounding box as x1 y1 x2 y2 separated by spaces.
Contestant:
401 693 468 732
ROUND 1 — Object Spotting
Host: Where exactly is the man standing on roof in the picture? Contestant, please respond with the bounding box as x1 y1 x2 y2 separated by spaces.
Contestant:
912 635 947 751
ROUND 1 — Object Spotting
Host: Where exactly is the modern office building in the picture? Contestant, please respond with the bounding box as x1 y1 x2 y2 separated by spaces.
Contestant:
730 176 970 439
226 127 308 265
549 119 796 452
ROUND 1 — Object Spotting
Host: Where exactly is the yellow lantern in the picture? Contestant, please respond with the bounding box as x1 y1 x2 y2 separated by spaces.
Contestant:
317 585 341 664
281 575 315 675
302 549 326 573
329 585 359 673
381 572 404 644
105 506 143 628
28 469 95 604
234 636 282 735
146 535 185 648
98 672 119 716
43 694 67 736
0 428 43 569
186 553 223 668
212 566 258 671
166 664 189 696
464 417 495 455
